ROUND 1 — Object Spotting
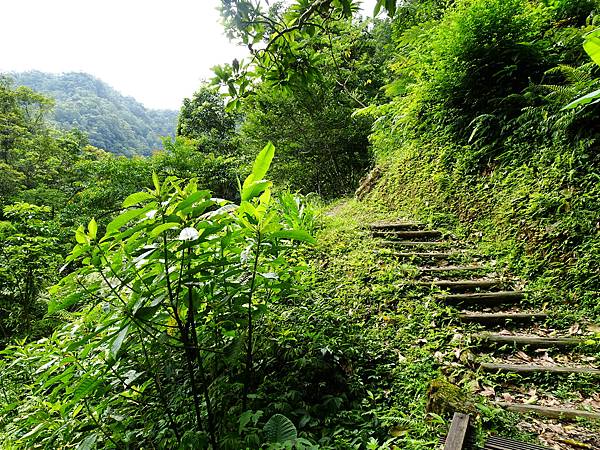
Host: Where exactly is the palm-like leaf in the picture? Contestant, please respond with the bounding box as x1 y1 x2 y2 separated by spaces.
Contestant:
263 414 297 443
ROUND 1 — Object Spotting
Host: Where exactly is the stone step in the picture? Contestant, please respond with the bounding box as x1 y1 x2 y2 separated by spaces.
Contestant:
440 291 525 306
480 362 600 375
496 402 600 420
373 230 442 240
458 312 548 324
414 279 503 292
370 222 422 231
475 333 588 348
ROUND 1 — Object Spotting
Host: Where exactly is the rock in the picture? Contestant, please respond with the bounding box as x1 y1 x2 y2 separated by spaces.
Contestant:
425 378 475 417
355 166 381 200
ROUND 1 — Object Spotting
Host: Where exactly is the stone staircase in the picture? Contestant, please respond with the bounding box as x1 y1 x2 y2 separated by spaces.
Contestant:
371 220 600 447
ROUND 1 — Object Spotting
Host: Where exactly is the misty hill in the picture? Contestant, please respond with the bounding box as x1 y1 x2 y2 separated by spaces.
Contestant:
9 71 178 156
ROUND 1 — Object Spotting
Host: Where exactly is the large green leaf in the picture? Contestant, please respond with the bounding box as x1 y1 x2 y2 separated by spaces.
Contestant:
71 375 102 404
123 191 155 208
271 229 316 244
75 225 88 244
241 180 272 202
106 206 153 235
563 87 600 110
243 142 275 190
87 219 97 240
173 190 211 213
263 414 297 443
150 222 180 237
584 29 600 66
110 324 130 359
77 434 98 450
48 290 84 314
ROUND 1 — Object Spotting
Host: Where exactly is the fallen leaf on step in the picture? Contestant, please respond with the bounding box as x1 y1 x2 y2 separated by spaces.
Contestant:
389 425 408 437
525 393 538 404
481 385 495 397
467 379 480 393
557 438 593 449
587 324 600 333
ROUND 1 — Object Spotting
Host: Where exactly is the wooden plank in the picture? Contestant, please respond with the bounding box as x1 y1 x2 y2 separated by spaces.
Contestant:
458 312 547 324
496 402 600 420
444 412 470 450
441 291 525 305
480 362 600 375
476 333 585 347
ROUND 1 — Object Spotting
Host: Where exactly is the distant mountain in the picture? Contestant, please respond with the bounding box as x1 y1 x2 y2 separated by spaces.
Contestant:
8 71 178 156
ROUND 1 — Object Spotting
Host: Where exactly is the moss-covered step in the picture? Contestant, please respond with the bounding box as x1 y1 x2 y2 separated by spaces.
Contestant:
369 222 422 231
372 230 443 240
474 333 592 348
419 265 490 274
439 291 525 305
458 312 548 324
389 251 470 262
480 362 600 375
415 279 504 291
379 240 453 248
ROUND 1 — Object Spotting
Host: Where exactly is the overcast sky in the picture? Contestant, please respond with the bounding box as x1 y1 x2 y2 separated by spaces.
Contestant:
1 0 377 110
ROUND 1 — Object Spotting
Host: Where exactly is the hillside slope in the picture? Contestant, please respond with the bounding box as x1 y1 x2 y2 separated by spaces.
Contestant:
9 71 177 156
362 0 600 320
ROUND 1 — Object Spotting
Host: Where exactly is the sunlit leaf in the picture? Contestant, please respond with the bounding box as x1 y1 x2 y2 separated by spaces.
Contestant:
87 219 98 240
242 142 275 190
271 229 316 244
123 191 155 208
150 222 180 237
106 206 153 235
242 180 272 202
563 88 600 110
584 28 600 66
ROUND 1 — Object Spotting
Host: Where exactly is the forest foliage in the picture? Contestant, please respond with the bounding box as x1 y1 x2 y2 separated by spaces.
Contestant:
1 0 600 448
9 72 178 156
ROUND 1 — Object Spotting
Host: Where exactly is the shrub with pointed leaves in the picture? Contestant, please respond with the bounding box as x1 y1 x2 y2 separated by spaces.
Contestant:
0 143 317 448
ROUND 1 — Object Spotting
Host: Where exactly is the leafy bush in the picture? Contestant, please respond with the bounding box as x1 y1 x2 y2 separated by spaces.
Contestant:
0 144 317 448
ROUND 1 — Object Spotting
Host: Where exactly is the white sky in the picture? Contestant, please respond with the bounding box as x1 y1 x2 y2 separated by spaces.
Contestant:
0 0 377 110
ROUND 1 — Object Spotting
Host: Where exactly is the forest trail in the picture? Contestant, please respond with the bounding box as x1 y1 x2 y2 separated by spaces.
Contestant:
371 221 600 449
